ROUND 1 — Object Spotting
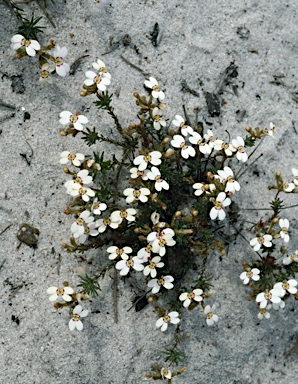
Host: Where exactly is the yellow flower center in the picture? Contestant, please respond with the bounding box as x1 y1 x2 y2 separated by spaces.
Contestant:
55 57 63 66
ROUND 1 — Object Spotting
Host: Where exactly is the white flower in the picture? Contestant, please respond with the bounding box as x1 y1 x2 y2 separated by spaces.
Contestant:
193 182 215 196
143 256 164 278
110 208 137 224
95 217 119 233
11 34 40 56
256 289 281 308
59 111 88 131
65 170 93 195
161 368 172 379
69 305 89 331
71 184 95 202
137 244 152 262
213 140 236 156
258 305 271 320
204 304 219 326
115 256 144 276
216 166 240 194
292 168 298 185
147 166 169 191
129 167 149 180
283 182 295 192
77 222 98 244
147 228 175 243
156 311 180 332
52 45 70 77
148 275 174 294
171 135 196 159
274 279 298 296
92 59 111 79
266 122 275 137
39 62 55 84
152 107 166 130
123 188 150 203
47 286 74 302
231 136 248 162
144 77 165 100
172 115 194 136
250 234 272 251
204 129 215 148
179 289 203 308
147 228 176 256
133 151 162 171
240 268 260 285
209 192 231 221
75 169 93 185
189 132 211 154
283 250 298 265
91 198 107 215
84 70 111 91
279 218 290 243
60 151 85 166
71 210 94 238
107 246 133 260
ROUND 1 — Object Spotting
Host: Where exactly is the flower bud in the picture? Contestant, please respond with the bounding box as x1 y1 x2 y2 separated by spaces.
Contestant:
60 131 67 136
93 163 101 170
151 211 160 225
164 148 174 157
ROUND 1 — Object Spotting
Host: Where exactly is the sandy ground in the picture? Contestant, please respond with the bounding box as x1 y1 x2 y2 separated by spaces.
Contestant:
0 1 298 383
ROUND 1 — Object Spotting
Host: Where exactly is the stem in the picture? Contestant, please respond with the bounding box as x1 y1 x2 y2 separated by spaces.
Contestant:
108 106 124 135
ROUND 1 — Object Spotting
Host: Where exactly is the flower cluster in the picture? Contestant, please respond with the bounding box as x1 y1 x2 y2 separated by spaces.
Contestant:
241 191 298 320
47 285 89 331
10 34 70 82
84 59 111 91
48 58 298 382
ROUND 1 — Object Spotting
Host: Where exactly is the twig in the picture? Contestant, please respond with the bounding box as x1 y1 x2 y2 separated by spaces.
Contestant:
242 203 298 211
57 253 61 275
20 139 34 166
182 104 191 126
9 284 23 298
120 55 149 77
181 80 200 97
70 54 89 75
0 100 15 109
0 258 6 271
0 224 12 235
35 0 56 28
127 289 151 312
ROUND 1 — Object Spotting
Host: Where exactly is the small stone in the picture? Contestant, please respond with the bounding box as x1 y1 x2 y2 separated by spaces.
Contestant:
17 223 40 246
